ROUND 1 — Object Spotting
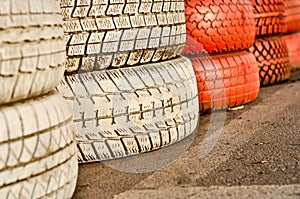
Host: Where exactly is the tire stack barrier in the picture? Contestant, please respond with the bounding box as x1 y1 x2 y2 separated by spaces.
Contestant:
56 0 200 163
183 0 260 113
282 0 300 70
248 0 291 86
0 1 78 198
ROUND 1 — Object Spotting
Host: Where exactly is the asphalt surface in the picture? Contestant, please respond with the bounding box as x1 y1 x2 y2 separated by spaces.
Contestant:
73 71 300 199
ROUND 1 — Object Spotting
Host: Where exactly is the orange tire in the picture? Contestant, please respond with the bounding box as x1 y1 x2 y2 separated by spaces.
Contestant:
185 0 255 55
283 0 300 33
182 35 210 58
248 36 291 86
283 32 300 70
186 51 260 113
250 0 286 36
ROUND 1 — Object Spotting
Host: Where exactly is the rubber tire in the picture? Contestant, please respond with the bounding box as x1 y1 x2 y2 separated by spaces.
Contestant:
58 0 186 73
248 36 291 86
283 0 300 33
283 32 300 70
250 0 286 36
182 35 211 58
185 0 256 54
0 92 78 198
0 0 66 106
57 57 199 163
188 51 260 113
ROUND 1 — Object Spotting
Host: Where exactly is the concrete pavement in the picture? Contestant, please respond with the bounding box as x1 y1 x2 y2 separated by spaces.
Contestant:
114 185 300 199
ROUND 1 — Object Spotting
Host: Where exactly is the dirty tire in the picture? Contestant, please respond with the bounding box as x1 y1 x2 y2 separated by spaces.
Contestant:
283 32 300 70
250 0 286 36
0 93 78 198
188 51 260 113
248 36 291 86
58 0 186 73
283 0 300 33
185 0 255 54
0 0 66 106
56 57 199 163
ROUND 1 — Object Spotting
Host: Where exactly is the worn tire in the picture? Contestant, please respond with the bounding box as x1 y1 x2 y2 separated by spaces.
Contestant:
283 0 300 33
283 32 300 70
250 0 286 36
0 92 78 198
185 0 255 54
0 0 66 105
57 57 199 162
58 0 186 73
248 36 291 86
188 51 260 113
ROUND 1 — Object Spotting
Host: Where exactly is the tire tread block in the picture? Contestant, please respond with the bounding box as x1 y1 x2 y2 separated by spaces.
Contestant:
250 0 286 36
283 0 300 33
185 0 256 54
248 36 291 86
58 0 187 72
57 57 199 162
0 0 66 105
0 93 78 198
190 51 260 112
0 149 77 199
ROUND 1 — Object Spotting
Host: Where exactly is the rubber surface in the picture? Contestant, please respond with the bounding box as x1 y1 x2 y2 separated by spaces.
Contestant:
283 32 300 70
248 36 291 86
185 0 255 54
0 0 66 106
0 92 78 198
58 0 186 73
182 36 210 58
283 0 300 33
188 52 260 113
56 57 199 162
250 0 286 36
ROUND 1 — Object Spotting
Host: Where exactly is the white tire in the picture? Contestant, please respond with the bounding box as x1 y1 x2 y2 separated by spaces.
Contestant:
58 0 186 73
0 92 78 198
57 57 199 162
0 0 66 105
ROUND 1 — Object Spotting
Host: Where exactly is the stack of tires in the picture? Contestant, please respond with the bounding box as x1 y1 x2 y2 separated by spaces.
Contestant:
56 0 199 162
0 1 78 198
248 0 291 86
183 0 260 113
282 0 300 70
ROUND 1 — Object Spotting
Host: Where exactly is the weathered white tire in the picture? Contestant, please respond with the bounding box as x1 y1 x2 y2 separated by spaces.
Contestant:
0 92 78 198
0 0 66 105
57 57 199 162
58 0 186 73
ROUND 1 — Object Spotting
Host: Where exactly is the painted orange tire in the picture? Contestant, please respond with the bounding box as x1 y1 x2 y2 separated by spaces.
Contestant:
185 49 259 113
283 32 300 70
185 0 255 55
250 0 286 36
248 36 291 86
283 0 300 33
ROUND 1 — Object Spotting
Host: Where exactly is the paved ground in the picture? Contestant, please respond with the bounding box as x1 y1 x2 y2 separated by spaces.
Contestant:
73 71 300 199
